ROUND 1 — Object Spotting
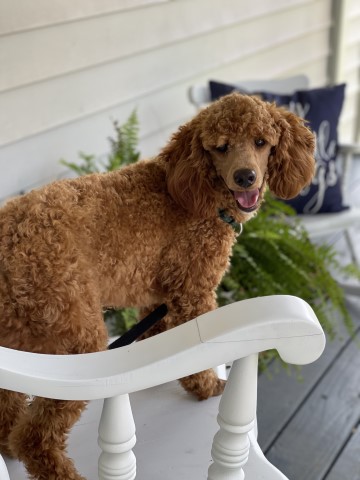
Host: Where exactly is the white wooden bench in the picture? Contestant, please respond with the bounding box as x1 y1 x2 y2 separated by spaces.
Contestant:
0 295 325 479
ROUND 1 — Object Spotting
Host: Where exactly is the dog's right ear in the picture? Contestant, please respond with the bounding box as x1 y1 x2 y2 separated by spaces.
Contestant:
161 119 216 217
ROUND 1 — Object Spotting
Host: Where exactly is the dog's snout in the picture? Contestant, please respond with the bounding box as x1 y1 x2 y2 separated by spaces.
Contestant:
233 169 257 188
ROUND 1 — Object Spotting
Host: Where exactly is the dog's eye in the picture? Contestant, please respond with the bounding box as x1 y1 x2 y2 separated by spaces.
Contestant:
215 144 229 153
255 138 266 147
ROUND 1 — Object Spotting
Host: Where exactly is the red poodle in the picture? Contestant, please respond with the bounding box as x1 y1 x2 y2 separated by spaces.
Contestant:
0 93 315 479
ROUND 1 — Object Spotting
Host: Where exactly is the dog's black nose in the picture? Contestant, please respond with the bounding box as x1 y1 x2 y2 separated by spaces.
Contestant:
233 169 257 188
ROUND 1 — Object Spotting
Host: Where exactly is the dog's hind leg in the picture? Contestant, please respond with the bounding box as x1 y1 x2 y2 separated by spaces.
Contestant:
9 397 88 480
8 297 108 480
0 389 27 457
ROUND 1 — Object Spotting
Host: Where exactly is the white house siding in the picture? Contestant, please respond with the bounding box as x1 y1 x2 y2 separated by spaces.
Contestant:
330 0 360 142
346 0 360 142
0 0 358 202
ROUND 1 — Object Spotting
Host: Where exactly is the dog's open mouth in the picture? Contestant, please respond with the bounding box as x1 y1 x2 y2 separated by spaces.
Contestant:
233 188 260 213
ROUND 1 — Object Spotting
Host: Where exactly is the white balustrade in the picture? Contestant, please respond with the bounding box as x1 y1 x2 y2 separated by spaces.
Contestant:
0 296 325 479
209 354 258 479
0 454 10 480
98 395 136 480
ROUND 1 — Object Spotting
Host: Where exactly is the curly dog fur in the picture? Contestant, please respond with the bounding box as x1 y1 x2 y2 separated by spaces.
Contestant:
0 93 315 479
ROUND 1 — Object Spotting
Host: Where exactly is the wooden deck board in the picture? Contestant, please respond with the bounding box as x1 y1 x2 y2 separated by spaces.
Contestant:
266 331 360 479
257 297 360 480
325 421 360 480
257 319 350 451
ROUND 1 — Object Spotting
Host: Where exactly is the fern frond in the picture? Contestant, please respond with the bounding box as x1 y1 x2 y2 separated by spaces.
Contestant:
60 153 100 175
105 111 140 170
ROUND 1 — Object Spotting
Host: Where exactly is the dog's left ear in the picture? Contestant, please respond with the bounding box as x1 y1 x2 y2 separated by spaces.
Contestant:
267 107 316 199
161 118 217 217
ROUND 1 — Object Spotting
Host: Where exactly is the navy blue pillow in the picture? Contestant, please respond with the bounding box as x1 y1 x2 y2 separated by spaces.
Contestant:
209 81 347 214
209 80 249 100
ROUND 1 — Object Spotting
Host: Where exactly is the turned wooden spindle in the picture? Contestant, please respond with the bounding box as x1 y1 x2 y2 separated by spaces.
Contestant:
0 454 10 480
98 394 137 480
208 354 258 479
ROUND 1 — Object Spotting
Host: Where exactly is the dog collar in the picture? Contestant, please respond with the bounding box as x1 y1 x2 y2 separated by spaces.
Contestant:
218 209 243 235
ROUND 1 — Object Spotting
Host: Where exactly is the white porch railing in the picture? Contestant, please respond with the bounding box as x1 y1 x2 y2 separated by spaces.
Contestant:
0 295 325 479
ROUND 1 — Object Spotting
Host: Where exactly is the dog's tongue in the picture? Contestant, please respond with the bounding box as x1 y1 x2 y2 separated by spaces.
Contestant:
234 189 260 209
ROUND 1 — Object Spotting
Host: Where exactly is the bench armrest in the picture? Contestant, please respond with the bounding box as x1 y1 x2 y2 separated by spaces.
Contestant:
0 295 325 401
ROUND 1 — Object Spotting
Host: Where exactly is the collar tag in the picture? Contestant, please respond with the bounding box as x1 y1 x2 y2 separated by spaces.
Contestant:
218 209 243 236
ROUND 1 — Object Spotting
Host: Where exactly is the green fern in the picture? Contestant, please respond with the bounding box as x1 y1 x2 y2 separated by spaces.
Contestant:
104 307 139 336
105 112 140 170
60 153 100 175
60 110 140 175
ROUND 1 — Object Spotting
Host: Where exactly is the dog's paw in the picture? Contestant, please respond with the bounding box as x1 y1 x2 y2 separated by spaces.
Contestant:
197 378 226 401
211 378 227 397
180 371 226 401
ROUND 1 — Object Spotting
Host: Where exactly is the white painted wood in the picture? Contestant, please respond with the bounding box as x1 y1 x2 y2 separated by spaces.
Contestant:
214 364 227 380
330 0 360 141
0 0 317 38
0 12 331 146
344 43 360 71
211 357 289 478
1 296 325 479
0 0 331 93
0 455 10 480
0 0 168 36
0 81 193 201
0 41 329 201
209 355 258 479
299 202 360 237
329 0 347 85
0 296 325 401
98 395 136 480
4 388 285 480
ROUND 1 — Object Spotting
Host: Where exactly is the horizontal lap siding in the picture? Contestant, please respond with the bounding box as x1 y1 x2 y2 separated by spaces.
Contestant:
0 0 168 36
332 0 360 142
0 0 329 94
0 0 337 200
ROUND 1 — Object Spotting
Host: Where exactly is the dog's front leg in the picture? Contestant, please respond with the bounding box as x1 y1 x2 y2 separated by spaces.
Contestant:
164 294 226 401
139 298 226 400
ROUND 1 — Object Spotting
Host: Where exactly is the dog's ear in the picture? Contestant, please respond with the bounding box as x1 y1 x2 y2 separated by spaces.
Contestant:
162 119 216 217
267 107 316 199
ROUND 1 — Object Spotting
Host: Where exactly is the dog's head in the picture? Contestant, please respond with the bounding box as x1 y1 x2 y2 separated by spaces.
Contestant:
163 93 315 222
